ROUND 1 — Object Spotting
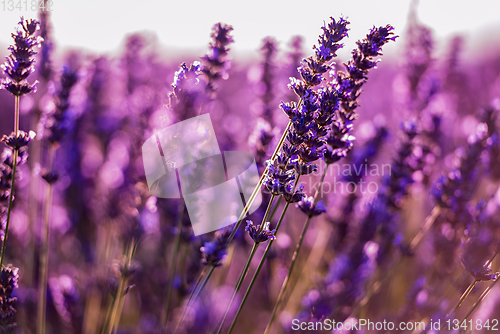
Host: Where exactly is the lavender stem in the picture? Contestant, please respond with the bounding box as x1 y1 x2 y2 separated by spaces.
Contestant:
264 166 328 334
0 96 20 269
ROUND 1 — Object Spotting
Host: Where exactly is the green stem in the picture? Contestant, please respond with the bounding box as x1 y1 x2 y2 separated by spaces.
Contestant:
226 125 291 245
225 82 311 246
226 176 301 334
100 295 117 334
460 275 499 323
264 166 329 334
161 199 185 328
108 240 135 334
218 244 234 286
226 204 289 334
0 95 20 268
192 266 214 303
173 266 207 333
214 194 276 333
441 246 500 330
0 149 17 269
37 144 55 334
215 244 259 334
14 95 19 135
268 196 282 224
178 83 310 332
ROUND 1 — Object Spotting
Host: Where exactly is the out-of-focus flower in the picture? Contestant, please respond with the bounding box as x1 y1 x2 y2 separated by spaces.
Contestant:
169 61 204 121
431 122 489 227
0 265 19 332
40 64 80 144
201 23 234 98
201 226 232 267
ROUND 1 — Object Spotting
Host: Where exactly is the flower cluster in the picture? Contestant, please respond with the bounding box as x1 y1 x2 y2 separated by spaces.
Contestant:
249 118 276 172
431 122 489 227
263 152 296 196
245 220 276 244
200 226 232 267
1 131 36 150
337 25 397 114
38 9 53 82
0 265 19 332
41 64 80 144
249 38 279 171
264 18 351 199
0 132 35 233
169 62 204 121
283 182 306 203
201 23 234 98
0 17 42 96
375 120 422 264
297 196 326 217
479 105 500 180
323 111 355 164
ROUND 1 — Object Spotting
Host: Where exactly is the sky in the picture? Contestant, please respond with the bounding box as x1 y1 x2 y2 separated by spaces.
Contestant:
0 0 500 59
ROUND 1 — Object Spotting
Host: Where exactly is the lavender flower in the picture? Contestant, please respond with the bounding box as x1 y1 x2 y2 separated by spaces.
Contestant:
258 37 278 123
245 220 276 243
249 118 276 171
263 153 296 196
479 105 500 180
0 141 33 239
431 122 488 227
201 226 232 267
297 197 326 217
375 120 421 265
1 131 36 150
201 23 234 98
266 18 352 200
337 24 397 114
169 62 204 121
283 183 306 203
0 265 19 332
249 37 279 171
41 63 80 144
0 17 42 96
38 7 53 82
405 6 434 102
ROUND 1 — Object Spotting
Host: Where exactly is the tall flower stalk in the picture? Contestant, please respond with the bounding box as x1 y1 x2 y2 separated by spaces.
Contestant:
0 17 41 267
0 17 42 333
263 24 397 333
160 23 234 330
37 63 79 334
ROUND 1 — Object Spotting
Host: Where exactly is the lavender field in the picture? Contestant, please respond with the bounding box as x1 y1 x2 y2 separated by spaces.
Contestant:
1 1 500 333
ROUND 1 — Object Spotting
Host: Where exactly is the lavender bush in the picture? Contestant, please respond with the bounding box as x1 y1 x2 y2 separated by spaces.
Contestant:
0 5 499 334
